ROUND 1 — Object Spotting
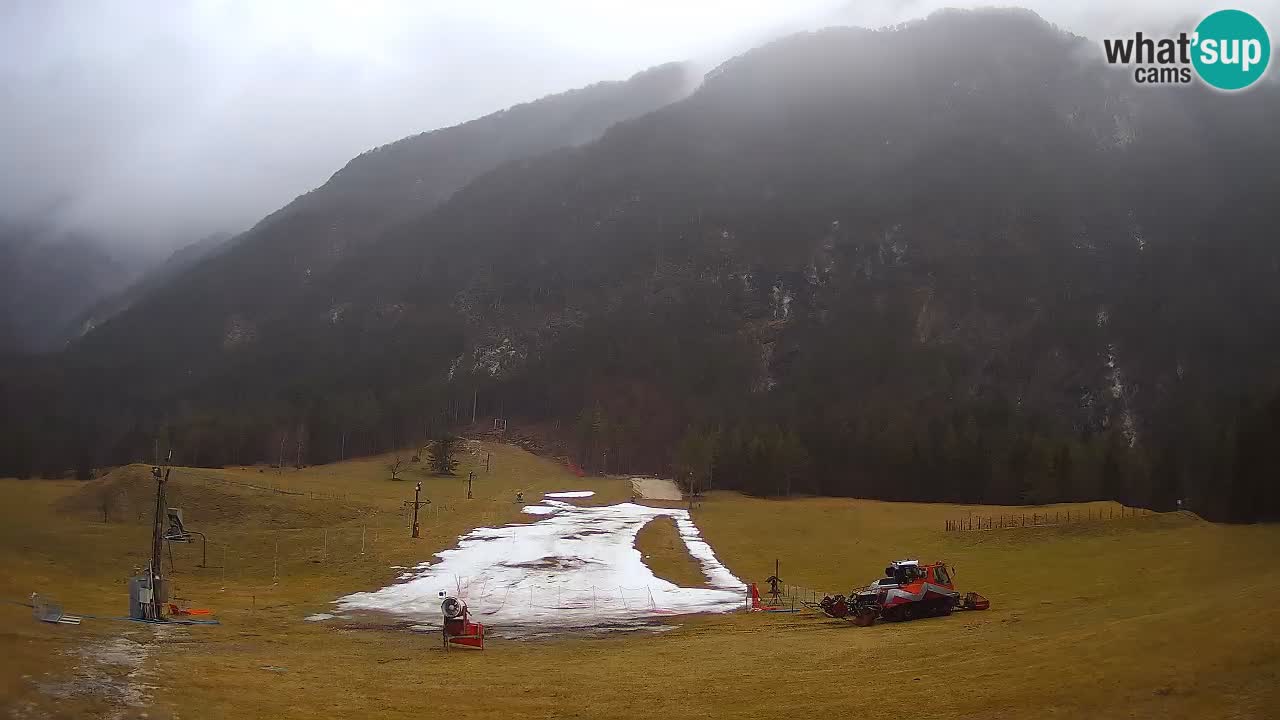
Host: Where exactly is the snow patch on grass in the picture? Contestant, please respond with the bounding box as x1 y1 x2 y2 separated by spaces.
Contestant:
335 500 745 633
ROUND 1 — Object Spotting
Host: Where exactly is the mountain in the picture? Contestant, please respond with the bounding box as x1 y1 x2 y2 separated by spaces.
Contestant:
299 9 1277 517
72 231 233 339
0 220 151 353
7 10 1278 520
73 62 694 370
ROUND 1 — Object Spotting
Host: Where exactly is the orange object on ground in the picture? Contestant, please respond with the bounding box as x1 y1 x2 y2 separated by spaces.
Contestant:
748 583 782 612
168 603 215 616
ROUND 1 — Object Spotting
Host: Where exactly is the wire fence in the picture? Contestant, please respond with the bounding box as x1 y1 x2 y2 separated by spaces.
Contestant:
746 581 839 610
183 470 361 502
182 470 502 507
155 523 467 597
945 504 1152 531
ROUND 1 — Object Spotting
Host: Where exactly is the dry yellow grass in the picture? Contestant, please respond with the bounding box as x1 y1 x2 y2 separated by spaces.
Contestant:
2 441 1278 719
634 516 709 588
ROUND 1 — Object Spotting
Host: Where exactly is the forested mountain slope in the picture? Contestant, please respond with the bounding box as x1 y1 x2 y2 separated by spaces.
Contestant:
72 231 233 339
71 62 693 375
0 220 146 353
6 10 1277 521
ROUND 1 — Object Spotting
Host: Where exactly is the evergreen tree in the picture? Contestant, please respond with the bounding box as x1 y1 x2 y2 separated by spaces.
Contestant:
1229 390 1280 522
1100 430 1126 504
74 444 93 481
1051 443 1073 502
675 427 717 495
774 430 809 497
428 435 460 475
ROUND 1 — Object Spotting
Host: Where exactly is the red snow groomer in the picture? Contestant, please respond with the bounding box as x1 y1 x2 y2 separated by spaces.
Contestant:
441 595 485 649
819 559 988 626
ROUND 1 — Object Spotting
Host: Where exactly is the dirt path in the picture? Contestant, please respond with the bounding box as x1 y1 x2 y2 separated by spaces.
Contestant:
630 477 681 501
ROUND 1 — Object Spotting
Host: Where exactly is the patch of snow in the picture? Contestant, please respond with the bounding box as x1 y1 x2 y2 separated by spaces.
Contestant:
1104 343 1139 447
770 282 792 321
328 302 351 324
757 341 777 392
472 337 526 378
1115 114 1136 147
1128 210 1147 252
305 613 335 622
1105 344 1123 398
1120 410 1138 448
544 491 595 499
222 314 255 349
334 501 746 632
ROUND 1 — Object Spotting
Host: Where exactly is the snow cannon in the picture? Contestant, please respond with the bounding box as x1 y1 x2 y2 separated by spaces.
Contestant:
440 594 485 650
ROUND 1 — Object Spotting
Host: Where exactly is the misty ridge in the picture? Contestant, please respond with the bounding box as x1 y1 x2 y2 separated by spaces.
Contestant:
0 2 1272 352
1 6 1278 524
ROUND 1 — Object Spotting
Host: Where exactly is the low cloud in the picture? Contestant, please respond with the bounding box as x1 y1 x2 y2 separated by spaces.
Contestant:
2 0 1274 254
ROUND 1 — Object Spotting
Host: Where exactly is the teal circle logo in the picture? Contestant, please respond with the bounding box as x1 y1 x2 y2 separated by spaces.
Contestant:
1193 10 1271 90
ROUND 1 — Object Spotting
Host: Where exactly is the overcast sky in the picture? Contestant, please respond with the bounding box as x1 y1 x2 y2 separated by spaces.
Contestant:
2 1 1276 256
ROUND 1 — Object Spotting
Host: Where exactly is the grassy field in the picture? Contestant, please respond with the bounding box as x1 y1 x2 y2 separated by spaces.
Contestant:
2 441 1277 719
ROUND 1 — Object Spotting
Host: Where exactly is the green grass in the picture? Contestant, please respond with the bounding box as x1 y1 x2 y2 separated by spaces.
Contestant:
1 442 1278 719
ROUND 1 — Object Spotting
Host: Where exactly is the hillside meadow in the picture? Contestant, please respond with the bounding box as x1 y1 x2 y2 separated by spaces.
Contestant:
1 441 1276 719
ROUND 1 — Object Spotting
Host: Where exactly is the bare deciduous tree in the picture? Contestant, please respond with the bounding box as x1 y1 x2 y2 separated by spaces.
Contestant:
95 483 117 523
